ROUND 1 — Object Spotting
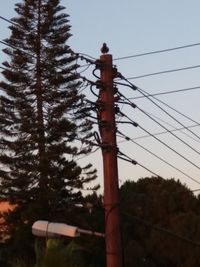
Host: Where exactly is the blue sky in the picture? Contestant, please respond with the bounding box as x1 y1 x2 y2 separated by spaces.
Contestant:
1 1 200 191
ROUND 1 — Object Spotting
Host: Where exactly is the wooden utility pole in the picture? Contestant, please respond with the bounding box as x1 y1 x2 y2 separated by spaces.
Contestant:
97 44 122 267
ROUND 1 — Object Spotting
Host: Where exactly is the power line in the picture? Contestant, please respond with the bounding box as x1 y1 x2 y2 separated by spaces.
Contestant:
145 91 200 125
191 188 200 192
115 80 200 128
0 11 96 79
118 112 200 172
123 212 200 247
114 42 200 61
0 5 95 66
76 52 96 61
129 86 200 99
72 137 101 163
78 63 92 69
2 12 200 66
137 111 200 143
118 150 161 178
141 110 200 144
126 64 200 80
0 39 36 59
136 86 200 133
116 77 200 141
75 147 100 162
0 13 96 65
131 124 200 141
0 66 7 71
118 93 200 156
117 130 200 185
78 64 92 74
0 15 23 29
0 39 94 87
137 108 200 155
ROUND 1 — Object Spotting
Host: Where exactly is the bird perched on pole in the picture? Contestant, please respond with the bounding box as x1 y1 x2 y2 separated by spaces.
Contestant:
101 43 109 54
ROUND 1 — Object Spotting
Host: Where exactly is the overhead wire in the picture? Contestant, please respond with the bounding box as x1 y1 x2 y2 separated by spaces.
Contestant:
140 110 200 143
89 84 99 98
116 77 200 141
77 63 92 69
118 96 200 144
76 80 89 94
75 147 100 162
0 38 97 88
0 38 94 75
0 15 101 197
118 150 161 177
131 124 200 141
117 130 200 185
118 112 200 172
0 14 97 63
114 41 200 61
0 15 24 30
130 85 200 99
0 39 35 59
0 12 200 184
135 121 200 143
118 92 200 156
1 12 200 65
125 82 200 133
123 212 200 247
72 137 100 162
137 86 200 127
146 92 200 126
0 66 7 71
0 23 98 163
124 64 200 80
192 188 200 192
0 13 97 76
78 64 92 74
80 63 200 150
75 52 96 61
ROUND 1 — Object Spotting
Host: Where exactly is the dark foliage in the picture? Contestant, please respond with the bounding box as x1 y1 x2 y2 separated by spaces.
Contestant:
120 177 200 267
0 0 97 260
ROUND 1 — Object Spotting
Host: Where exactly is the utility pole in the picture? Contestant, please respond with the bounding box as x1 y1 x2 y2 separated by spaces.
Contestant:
97 44 122 267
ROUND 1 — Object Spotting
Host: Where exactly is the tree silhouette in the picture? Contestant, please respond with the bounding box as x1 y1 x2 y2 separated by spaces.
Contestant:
0 0 97 260
120 177 200 267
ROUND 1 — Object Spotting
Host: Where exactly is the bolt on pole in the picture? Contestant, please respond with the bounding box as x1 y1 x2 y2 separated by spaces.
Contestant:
97 44 122 267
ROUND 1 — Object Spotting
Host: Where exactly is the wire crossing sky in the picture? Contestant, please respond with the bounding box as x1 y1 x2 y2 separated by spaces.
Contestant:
1 0 200 191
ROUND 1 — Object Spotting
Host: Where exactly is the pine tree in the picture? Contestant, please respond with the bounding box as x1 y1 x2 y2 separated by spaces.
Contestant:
0 0 97 233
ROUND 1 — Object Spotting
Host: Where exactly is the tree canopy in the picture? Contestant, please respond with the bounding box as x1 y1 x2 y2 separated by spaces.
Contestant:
120 177 200 267
0 0 97 260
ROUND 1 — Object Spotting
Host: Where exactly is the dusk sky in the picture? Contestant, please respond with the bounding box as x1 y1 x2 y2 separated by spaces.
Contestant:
1 1 200 192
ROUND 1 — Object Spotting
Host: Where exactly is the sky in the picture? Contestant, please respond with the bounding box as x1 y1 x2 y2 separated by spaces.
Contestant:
1 1 200 192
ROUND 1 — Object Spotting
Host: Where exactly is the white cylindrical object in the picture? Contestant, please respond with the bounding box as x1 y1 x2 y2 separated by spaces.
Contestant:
32 220 79 238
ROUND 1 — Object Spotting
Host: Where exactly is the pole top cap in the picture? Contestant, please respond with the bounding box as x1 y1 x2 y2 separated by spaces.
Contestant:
101 43 109 54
